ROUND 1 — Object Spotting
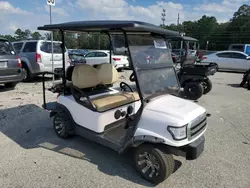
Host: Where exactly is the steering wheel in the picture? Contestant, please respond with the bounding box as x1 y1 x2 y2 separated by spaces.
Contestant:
130 72 135 82
120 82 134 92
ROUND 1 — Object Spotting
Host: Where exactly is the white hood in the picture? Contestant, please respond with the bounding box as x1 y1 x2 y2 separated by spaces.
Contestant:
145 94 206 124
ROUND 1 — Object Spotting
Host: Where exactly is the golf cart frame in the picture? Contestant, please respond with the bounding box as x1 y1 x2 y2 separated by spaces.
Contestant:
38 21 207 184
168 35 217 100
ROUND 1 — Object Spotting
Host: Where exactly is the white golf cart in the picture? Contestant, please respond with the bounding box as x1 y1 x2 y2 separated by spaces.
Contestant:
38 21 207 184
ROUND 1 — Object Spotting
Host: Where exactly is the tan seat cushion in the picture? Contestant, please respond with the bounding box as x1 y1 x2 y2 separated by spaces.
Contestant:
96 63 119 85
72 64 100 89
91 92 140 112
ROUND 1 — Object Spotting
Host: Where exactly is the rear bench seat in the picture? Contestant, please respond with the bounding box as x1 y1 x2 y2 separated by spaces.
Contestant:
71 63 140 112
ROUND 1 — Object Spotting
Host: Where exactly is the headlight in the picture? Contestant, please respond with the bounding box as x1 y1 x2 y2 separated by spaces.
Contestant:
167 125 187 140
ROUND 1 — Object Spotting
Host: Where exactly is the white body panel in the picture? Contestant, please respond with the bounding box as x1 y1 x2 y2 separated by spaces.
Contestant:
134 94 206 147
57 89 141 133
230 58 249 71
57 88 206 147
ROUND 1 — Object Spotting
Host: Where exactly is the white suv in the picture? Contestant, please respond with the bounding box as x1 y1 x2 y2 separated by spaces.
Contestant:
12 40 70 81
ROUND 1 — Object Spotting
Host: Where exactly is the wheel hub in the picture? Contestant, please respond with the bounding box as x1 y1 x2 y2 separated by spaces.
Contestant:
22 68 27 80
54 117 65 135
138 152 160 178
189 86 197 95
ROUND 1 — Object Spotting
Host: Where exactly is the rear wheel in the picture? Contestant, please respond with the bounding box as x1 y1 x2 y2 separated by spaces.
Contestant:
134 144 175 184
184 81 204 100
53 111 75 139
202 79 212 94
5 82 17 89
22 64 33 82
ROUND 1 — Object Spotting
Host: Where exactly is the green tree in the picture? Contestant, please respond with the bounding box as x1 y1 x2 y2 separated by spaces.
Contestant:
14 29 27 40
25 29 32 38
31 32 41 40
0 34 16 42
227 4 250 44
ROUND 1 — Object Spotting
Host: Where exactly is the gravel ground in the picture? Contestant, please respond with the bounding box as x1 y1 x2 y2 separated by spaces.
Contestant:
0 71 250 188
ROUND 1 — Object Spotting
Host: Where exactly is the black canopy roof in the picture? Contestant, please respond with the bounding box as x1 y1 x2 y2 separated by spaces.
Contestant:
37 20 179 36
167 36 198 42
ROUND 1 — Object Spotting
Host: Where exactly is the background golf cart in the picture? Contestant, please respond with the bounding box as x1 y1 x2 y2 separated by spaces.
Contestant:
168 36 217 100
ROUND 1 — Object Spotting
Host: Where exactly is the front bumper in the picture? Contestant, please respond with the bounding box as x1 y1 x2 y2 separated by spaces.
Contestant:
168 135 205 160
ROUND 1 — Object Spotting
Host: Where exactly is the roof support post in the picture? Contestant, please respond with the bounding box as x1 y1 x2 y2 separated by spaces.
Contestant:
60 29 66 95
107 32 112 64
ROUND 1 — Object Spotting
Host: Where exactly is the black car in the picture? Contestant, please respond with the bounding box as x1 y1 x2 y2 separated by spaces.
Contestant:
0 38 23 89
68 49 88 66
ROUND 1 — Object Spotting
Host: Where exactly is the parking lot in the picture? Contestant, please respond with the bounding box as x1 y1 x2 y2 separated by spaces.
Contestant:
0 71 250 188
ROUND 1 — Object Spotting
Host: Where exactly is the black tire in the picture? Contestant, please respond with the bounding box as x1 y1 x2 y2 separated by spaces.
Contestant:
117 68 123 72
215 64 219 72
247 81 250 90
53 111 75 139
5 82 17 89
184 81 204 100
22 64 33 82
239 82 245 87
203 79 212 94
134 144 175 184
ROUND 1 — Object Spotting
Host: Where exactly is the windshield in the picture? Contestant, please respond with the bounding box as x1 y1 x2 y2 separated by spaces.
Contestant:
127 34 180 98
69 53 85 62
0 40 15 55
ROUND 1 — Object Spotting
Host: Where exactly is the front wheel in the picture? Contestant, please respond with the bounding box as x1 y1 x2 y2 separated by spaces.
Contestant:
184 82 204 100
134 144 175 184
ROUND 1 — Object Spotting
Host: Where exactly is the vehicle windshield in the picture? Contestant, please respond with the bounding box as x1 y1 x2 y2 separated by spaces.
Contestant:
69 53 85 62
170 40 199 59
127 34 180 98
0 40 15 55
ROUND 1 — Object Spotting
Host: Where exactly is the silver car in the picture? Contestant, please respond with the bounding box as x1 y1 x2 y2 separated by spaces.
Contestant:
12 40 70 81
201 50 250 72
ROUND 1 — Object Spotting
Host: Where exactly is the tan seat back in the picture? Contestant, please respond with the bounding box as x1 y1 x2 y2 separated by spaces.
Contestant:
72 64 100 89
96 63 119 85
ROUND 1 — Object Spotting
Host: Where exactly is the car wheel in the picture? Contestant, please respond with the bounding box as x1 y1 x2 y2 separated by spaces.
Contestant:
134 144 175 184
215 64 219 71
22 65 33 82
5 82 17 89
184 81 204 100
202 79 212 94
53 111 75 139
247 81 250 90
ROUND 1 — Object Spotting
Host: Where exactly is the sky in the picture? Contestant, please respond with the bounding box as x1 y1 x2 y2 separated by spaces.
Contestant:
0 0 249 35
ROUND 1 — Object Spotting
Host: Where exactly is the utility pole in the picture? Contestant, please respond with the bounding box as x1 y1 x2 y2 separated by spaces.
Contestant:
177 13 180 26
49 5 54 83
47 0 55 83
177 13 180 34
161 9 166 26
